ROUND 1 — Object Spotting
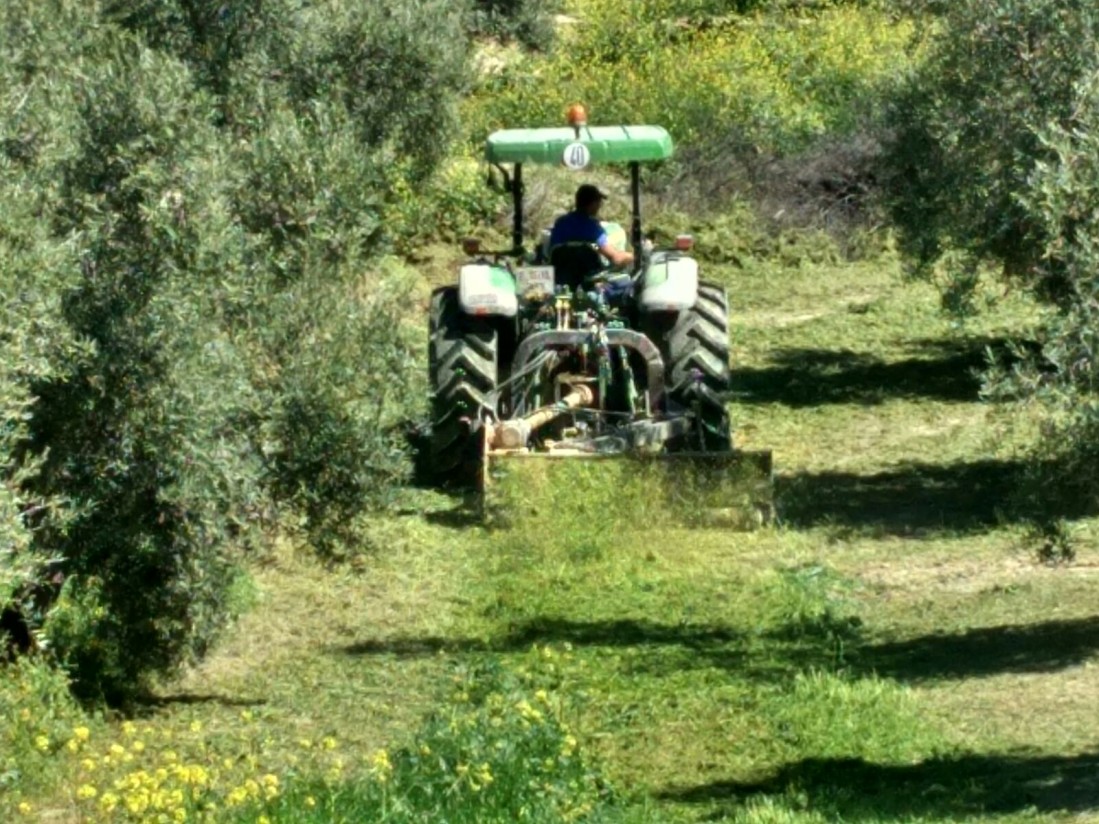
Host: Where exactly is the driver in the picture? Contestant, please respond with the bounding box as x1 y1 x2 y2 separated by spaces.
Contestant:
550 184 635 270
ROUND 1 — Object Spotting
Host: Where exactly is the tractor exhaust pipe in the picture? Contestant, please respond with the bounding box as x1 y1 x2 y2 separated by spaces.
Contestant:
488 385 595 450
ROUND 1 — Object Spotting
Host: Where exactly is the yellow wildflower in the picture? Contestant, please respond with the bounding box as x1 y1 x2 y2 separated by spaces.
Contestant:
17 801 32 815
478 763 494 785
189 720 202 733
262 773 280 799
77 784 98 800
109 743 125 757
258 817 271 824
132 740 145 752
99 792 119 813
305 796 317 808
34 735 49 752
226 786 248 807
125 789 150 816
322 736 338 750
73 726 91 742
121 721 137 737
81 758 97 772
239 709 253 722
67 739 80 753
369 749 393 783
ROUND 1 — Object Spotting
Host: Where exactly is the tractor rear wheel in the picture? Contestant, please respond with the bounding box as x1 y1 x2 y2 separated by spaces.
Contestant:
660 282 732 452
428 287 498 486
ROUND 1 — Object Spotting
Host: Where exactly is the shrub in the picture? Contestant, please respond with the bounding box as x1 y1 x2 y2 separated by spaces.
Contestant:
24 40 267 702
465 3 916 156
0 657 86 816
1 0 476 701
882 0 1099 520
881 0 1099 301
469 0 561 51
18 649 629 823
265 261 424 559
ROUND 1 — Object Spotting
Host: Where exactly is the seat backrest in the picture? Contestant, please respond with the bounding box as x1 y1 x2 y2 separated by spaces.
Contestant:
550 244 604 291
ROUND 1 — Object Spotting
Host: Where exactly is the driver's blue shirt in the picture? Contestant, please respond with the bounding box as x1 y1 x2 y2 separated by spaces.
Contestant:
550 211 608 248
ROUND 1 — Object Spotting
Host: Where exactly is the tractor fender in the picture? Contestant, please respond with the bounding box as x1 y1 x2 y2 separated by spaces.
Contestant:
459 264 518 318
638 252 698 313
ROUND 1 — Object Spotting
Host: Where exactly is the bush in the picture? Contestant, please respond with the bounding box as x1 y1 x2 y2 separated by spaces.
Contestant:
882 0 1099 521
24 40 267 702
247 651 626 823
265 262 423 559
465 3 916 155
469 0 560 51
881 0 1099 301
0 0 476 702
0 657 87 815
19 649 631 823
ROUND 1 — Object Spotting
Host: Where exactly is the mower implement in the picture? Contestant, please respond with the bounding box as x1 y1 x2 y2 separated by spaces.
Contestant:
427 106 773 527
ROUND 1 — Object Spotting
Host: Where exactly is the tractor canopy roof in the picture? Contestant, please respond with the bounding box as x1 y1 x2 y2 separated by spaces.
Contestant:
485 126 674 165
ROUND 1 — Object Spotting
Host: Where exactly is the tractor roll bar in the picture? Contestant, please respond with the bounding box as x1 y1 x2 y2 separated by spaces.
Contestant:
629 162 642 275
512 163 524 255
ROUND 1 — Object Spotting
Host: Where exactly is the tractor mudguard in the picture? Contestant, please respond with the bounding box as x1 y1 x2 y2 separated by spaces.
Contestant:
459 264 519 318
638 251 699 313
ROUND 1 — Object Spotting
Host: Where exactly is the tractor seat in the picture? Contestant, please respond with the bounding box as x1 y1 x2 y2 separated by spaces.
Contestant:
550 243 605 291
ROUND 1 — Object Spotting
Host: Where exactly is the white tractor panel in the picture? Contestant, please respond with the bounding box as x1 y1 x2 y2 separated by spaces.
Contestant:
459 265 518 318
638 253 699 313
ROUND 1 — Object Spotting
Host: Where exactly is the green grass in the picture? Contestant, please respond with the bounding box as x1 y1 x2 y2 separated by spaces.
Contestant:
9 243 1099 823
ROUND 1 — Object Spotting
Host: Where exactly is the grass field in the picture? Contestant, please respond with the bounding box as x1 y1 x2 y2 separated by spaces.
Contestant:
12 244 1099 823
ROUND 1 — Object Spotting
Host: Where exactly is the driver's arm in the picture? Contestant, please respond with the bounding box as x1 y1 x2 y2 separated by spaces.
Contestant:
598 241 634 269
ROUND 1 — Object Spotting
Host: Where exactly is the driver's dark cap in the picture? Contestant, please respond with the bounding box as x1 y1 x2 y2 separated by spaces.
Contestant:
575 184 607 209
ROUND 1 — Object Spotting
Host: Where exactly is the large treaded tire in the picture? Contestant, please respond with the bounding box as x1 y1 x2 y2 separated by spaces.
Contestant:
662 282 732 452
428 287 498 486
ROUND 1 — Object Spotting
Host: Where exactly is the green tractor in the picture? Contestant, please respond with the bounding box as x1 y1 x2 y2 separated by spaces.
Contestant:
428 111 772 520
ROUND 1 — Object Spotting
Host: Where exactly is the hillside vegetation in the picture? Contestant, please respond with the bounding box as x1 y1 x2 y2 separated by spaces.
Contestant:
4 0 1099 822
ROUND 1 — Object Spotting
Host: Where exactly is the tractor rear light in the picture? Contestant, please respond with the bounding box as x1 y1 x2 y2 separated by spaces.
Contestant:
675 234 695 252
462 237 482 256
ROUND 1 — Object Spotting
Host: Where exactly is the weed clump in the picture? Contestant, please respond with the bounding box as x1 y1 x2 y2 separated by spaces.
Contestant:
4 647 625 824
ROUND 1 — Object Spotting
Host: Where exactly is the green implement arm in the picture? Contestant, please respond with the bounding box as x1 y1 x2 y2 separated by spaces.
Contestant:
486 126 674 165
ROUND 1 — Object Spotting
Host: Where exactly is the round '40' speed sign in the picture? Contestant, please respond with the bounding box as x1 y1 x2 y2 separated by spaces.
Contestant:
562 142 591 170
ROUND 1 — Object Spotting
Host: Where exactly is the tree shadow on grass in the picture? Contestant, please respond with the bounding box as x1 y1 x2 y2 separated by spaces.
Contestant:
131 693 268 716
777 458 1024 536
658 751 1099 818
339 618 744 658
858 615 1099 682
731 338 1029 408
341 609 1099 687
776 455 1099 536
